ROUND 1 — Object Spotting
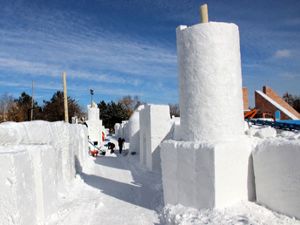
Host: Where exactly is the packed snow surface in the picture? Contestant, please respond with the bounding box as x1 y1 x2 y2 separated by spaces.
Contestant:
46 139 163 225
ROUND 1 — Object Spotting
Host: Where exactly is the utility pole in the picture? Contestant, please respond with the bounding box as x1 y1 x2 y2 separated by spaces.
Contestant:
31 80 34 121
62 72 69 123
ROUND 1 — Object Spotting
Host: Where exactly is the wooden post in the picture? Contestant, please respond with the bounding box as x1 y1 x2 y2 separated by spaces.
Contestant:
200 4 209 23
31 80 34 121
62 72 69 123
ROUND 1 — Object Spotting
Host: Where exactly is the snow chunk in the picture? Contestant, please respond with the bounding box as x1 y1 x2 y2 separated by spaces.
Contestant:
254 127 277 138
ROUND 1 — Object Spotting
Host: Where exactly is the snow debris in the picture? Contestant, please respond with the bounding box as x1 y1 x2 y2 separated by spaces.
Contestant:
161 202 300 225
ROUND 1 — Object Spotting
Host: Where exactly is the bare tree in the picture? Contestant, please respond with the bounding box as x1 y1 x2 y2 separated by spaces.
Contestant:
0 94 15 122
118 95 143 118
169 103 180 117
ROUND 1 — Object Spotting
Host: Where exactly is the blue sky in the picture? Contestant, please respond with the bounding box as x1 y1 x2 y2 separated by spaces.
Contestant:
0 0 299 107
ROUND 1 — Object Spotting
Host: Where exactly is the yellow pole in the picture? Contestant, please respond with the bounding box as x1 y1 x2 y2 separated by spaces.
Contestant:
200 4 209 23
62 72 69 122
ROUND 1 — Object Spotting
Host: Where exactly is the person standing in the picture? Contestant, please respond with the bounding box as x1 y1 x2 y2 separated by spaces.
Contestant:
118 137 125 154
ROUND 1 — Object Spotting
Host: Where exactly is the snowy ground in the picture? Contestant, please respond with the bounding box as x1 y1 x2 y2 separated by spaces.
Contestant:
45 136 300 225
46 137 163 225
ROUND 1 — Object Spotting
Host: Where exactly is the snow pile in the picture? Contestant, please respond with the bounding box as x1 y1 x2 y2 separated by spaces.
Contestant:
161 201 300 225
277 130 300 140
253 138 300 219
0 121 89 225
176 22 244 142
246 126 277 138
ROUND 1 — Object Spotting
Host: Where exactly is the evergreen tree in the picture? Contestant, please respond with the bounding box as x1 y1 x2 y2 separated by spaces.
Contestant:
43 91 84 122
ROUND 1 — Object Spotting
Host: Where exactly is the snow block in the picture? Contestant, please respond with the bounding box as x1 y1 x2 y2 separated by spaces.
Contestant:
129 105 144 153
70 124 89 172
0 146 37 225
0 121 88 186
0 121 89 225
114 123 121 138
48 122 74 186
27 145 59 222
161 137 252 209
139 104 172 172
253 139 300 219
119 121 129 141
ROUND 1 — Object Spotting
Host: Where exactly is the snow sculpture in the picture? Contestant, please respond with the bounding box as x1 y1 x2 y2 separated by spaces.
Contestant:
86 102 103 146
160 5 252 210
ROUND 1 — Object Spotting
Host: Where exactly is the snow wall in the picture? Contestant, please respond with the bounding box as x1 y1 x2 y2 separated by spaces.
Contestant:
0 121 89 225
177 22 244 142
139 104 172 172
253 138 300 219
128 105 144 153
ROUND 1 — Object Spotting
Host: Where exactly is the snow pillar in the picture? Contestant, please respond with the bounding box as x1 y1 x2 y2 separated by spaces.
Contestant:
177 22 244 142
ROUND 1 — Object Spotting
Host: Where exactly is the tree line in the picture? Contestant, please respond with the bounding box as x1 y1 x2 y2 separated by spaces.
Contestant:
0 91 83 122
98 95 143 129
283 93 300 113
2 90 298 127
0 92 147 129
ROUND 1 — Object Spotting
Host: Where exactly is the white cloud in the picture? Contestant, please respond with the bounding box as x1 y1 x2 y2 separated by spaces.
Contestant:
0 3 178 103
279 72 300 80
274 49 292 58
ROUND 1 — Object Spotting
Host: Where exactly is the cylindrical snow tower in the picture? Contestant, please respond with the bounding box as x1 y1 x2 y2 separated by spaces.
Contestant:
177 22 244 142
88 102 100 121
